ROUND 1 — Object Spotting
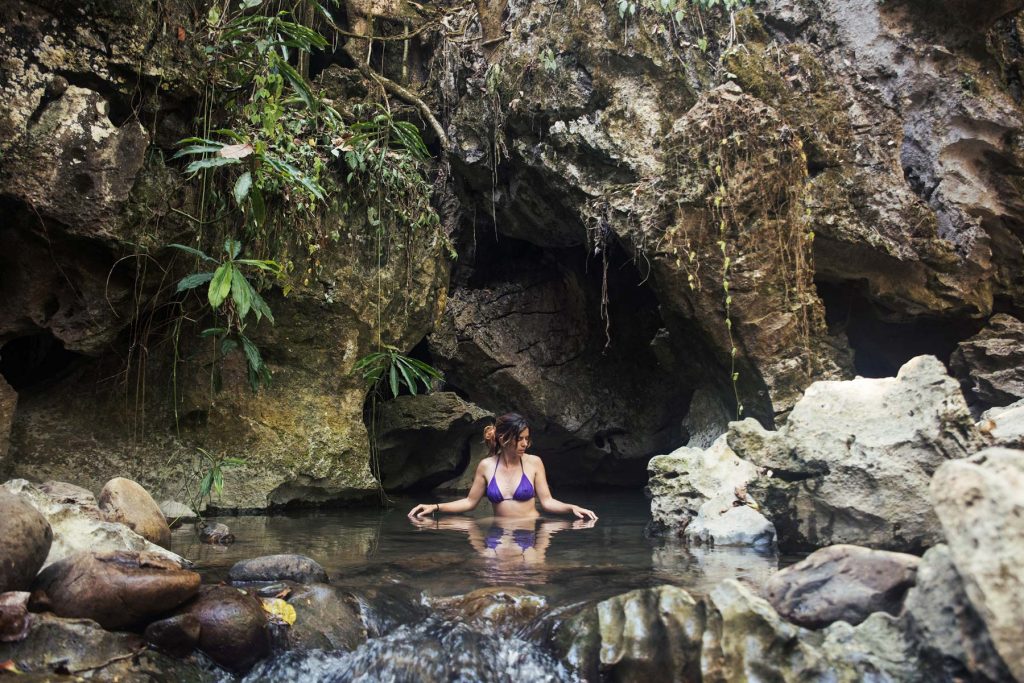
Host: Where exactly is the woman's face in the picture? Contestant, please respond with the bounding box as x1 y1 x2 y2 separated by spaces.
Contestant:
515 428 530 455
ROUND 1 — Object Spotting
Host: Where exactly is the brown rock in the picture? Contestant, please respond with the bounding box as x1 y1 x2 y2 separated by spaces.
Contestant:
0 491 52 592
181 585 270 672
98 477 172 549
29 550 199 630
0 375 14 464
763 544 920 629
199 522 235 545
429 587 547 635
0 592 30 642
144 613 201 657
283 583 366 652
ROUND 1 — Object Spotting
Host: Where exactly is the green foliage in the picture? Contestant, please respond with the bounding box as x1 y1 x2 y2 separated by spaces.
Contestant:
171 239 282 392
354 345 443 399
188 447 247 515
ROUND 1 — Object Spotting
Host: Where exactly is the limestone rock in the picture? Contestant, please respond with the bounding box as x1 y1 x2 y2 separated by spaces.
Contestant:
284 583 366 652
980 399 1024 449
551 585 705 683
160 499 198 526
647 434 760 537
181 585 271 672
763 545 920 629
737 356 984 551
29 550 200 630
931 448 1024 681
686 495 776 548
681 388 732 450
429 587 548 636
819 612 922 683
229 555 328 585
903 544 1013 683
1 479 186 569
0 490 52 592
375 393 492 491
38 482 96 507
98 477 172 549
951 314 1024 410
0 376 14 466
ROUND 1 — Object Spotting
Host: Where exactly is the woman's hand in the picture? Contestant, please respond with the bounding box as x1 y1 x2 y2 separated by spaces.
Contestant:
570 505 598 520
408 503 437 518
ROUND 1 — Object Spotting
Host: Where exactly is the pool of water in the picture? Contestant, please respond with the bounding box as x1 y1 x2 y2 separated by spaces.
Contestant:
172 490 781 609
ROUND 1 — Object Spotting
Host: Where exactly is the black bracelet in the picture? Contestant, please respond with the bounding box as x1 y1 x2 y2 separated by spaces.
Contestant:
433 504 440 516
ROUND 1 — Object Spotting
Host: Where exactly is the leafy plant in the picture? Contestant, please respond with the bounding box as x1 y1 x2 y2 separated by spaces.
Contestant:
354 345 443 398
171 239 282 392
188 447 247 514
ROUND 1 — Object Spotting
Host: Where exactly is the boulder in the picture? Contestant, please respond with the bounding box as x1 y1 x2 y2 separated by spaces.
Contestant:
736 356 984 551
980 399 1024 449
0 376 14 465
181 585 270 672
0 490 52 592
229 555 328 585
283 583 366 651
686 494 776 548
375 393 492 491
903 544 1013 683
551 585 704 683
429 587 547 636
1 479 186 568
144 613 202 657
762 544 920 629
29 550 200 630
159 499 198 526
38 482 96 507
0 591 30 642
647 434 760 536
951 314 1024 410
98 477 172 548
931 448 1024 681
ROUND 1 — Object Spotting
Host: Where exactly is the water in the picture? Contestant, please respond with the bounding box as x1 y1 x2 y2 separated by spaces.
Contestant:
172 491 780 608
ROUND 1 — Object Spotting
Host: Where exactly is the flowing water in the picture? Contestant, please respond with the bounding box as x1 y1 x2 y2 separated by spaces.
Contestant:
171 491 782 682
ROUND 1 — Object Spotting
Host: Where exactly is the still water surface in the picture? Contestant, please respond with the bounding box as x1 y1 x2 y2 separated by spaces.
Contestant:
173 491 780 608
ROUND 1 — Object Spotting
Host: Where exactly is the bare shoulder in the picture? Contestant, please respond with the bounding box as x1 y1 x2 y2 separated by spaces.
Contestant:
525 453 545 469
477 456 496 473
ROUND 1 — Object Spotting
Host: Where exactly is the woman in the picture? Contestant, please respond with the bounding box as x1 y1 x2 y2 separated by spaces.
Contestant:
408 413 598 521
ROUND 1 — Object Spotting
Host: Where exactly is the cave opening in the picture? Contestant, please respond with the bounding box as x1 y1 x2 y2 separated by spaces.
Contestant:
0 333 84 392
816 280 985 377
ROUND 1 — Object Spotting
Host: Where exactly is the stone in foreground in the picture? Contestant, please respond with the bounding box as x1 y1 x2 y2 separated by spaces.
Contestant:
99 477 172 548
762 544 919 629
180 585 270 672
0 490 52 593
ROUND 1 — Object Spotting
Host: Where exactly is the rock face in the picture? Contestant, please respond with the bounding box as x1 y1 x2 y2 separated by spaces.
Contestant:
229 555 329 585
98 477 172 549
931 447 1024 681
375 393 492 491
0 376 14 467
736 356 984 551
29 550 200 630
763 545 920 629
903 544 1013 683
951 314 1024 410
2 479 185 568
0 491 52 592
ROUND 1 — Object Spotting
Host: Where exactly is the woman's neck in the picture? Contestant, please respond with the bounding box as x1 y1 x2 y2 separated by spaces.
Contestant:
499 451 522 468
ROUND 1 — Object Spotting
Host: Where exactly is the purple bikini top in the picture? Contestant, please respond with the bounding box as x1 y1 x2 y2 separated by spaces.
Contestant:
485 459 535 504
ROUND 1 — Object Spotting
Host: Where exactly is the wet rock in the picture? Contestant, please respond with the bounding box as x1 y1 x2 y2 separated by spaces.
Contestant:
931 447 1024 681
980 399 1024 449
686 494 776 548
160 500 198 526
0 376 14 465
0 490 52 592
182 585 270 672
229 555 328 585
0 592 30 642
819 612 922 683
903 544 1013 683
552 585 704 683
348 585 429 639
763 544 920 629
737 356 983 551
429 587 547 635
98 477 172 548
283 583 366 652
30 550 200 630
38 482 96 507
1 479 186 569
951 314 1024 410
144 613 202 657
199 522 235 545
647 434 760 537
375 393 493 491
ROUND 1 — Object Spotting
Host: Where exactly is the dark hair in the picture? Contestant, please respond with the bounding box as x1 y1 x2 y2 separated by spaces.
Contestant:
483 413 530 456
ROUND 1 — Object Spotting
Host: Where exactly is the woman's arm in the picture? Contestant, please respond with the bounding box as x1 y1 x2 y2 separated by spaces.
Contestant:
408 459 489 518
532 456 598 520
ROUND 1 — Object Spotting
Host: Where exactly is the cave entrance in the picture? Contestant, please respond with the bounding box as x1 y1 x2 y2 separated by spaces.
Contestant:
0 333 83 392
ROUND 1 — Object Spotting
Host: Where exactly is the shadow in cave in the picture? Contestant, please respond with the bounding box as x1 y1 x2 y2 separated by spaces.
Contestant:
817 280 985 377
0 333 85 393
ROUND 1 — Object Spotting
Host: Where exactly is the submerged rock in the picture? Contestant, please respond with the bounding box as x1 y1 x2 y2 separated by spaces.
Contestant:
0 490 52 592
98 477 172 549
229 555 328 585
29 550 200 630
736 356 983 551
282 583 365 652
429 587 547 636
762 545 920 629
931 447 1024 681
199 522 235 545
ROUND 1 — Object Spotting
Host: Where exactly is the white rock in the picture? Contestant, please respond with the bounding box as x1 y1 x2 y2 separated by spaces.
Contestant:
686 494 776 548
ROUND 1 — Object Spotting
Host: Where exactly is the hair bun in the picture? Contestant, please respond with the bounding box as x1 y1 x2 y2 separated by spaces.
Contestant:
483 425 496 444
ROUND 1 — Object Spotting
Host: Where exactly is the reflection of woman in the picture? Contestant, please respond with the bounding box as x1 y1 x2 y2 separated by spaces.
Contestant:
408 413 598 521
409 515 595 564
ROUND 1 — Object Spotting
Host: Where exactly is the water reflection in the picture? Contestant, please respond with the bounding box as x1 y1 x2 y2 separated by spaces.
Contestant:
409 516 597 567
652 541 780 594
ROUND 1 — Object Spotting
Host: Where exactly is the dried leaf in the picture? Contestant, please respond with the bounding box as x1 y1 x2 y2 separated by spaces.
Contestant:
261 598 297 625
177 26 186 42
219 143 254 159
